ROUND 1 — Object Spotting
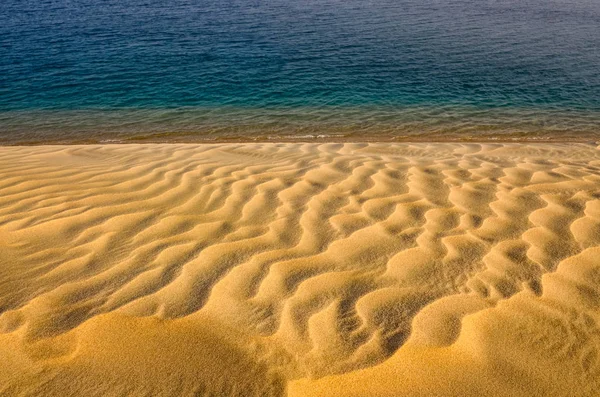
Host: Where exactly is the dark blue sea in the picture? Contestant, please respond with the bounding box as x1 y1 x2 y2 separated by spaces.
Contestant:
1 0 599 143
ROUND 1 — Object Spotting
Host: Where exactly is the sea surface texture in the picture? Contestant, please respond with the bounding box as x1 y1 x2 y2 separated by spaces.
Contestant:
1 0 599 143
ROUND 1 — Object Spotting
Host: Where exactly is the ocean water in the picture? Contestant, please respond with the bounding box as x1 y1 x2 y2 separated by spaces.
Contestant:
1 0 599 143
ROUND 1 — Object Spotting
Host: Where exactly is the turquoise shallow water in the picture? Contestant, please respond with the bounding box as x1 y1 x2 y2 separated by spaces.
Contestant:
1 0 599 143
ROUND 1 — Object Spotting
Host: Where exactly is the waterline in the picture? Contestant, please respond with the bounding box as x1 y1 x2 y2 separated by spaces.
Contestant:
1 105 599 144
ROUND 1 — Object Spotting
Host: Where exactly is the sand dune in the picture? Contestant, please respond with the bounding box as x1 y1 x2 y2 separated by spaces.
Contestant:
1 142 600 396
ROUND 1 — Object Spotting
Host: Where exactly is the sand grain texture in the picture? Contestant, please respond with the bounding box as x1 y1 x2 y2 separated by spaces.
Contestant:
1 142 600 396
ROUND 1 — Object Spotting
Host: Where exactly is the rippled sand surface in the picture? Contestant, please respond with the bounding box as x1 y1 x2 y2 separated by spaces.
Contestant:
1 143 600 396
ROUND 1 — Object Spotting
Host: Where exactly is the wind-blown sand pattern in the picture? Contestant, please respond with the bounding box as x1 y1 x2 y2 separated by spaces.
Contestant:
1 142 600 396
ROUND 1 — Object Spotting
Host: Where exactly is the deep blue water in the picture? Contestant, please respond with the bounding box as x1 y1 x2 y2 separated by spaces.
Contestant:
1 0 599 143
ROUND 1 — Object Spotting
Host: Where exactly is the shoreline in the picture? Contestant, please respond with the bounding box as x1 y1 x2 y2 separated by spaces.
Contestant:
1 135 599 146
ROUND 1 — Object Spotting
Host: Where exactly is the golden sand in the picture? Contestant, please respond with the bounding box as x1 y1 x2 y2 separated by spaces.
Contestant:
0 142 599 396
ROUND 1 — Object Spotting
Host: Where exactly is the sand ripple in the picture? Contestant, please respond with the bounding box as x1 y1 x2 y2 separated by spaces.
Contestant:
1 143 600 396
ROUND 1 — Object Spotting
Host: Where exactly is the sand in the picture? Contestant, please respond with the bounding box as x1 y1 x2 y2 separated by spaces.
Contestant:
0 142 599 396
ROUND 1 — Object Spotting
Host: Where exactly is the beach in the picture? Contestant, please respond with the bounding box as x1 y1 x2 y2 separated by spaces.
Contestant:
1 142 599 396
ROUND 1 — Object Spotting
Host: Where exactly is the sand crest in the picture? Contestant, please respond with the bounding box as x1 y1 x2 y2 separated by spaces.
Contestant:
1 142 599 396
